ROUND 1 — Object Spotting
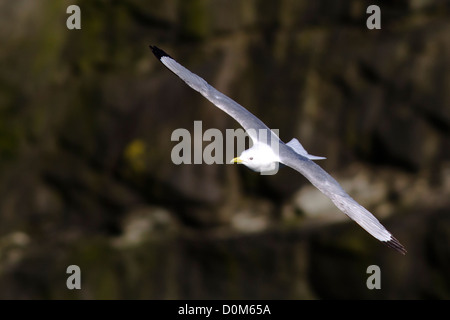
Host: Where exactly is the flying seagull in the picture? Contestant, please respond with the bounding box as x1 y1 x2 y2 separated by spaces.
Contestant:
149 45 406 255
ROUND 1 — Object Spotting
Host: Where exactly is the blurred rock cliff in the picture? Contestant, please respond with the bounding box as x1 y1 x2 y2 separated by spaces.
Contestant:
0 0 449 299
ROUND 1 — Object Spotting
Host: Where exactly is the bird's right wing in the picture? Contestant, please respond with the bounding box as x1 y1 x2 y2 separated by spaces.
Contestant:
279 145 406 254
150 46 279 145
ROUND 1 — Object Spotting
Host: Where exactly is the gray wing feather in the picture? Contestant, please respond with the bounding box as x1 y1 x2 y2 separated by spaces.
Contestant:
279 145 406 254
159 55 278 144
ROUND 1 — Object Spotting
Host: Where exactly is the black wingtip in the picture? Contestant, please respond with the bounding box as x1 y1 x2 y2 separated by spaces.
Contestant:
384 236 407 255
149 45 172 60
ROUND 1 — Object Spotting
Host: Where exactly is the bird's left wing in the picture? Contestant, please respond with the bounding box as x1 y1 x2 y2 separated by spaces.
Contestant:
150 46 279 145
279 145 406 254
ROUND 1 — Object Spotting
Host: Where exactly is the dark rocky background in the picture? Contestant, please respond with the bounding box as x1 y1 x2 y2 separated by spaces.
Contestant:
0 0 449 299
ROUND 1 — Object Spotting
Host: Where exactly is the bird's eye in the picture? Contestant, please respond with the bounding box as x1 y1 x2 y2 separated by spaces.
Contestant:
249 157 253 160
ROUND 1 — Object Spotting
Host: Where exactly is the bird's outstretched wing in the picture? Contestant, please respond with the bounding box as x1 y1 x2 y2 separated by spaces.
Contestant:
279 145 406 254
150 45 279 145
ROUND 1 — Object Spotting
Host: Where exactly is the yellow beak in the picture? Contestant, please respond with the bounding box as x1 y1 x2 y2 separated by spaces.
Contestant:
230 157 243 164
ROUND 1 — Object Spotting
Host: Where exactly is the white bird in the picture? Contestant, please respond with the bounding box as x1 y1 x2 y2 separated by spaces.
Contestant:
150 45 406 254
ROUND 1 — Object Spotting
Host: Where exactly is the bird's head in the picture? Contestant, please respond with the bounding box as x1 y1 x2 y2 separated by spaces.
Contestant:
230 144 279 173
